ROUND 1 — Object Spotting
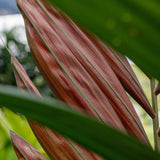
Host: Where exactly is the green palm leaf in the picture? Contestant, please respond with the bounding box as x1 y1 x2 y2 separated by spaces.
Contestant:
45 0 160 81
0 86 159 160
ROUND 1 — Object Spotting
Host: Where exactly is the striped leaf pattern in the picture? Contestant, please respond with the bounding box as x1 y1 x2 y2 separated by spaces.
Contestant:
10 131 47 160
16 0 151 144
12 55 103 160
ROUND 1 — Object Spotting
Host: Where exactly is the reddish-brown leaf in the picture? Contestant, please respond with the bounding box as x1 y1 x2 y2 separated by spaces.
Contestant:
12 55 103 160
17 0 149 144
11 55 41 97
157 128 160 137
10 131 47 160
155 83 160 96
91 41 154 118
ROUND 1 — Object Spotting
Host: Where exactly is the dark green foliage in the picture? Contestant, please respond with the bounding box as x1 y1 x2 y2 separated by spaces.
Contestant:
0 86 160 160
46 0 160 81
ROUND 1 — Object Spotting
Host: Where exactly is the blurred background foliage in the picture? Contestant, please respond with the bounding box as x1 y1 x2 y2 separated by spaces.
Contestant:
0 25 159 159
0 26 53 96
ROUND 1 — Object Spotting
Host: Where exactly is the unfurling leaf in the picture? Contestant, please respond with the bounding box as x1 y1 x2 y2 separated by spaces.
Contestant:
84 35 154 118
10 131 47 160
12 55 103 160
17 0 150 144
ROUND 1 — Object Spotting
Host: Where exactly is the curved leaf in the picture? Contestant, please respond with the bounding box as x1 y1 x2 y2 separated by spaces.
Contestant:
0 86 159 160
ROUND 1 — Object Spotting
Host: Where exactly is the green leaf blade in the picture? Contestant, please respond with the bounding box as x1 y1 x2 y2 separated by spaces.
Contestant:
44 0 160 81
0 86 159 160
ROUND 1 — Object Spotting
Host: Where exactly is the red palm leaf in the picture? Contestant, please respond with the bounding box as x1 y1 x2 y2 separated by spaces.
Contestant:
10 131 47 160
155 83 160 96
17 0 150 144
12 55 103 160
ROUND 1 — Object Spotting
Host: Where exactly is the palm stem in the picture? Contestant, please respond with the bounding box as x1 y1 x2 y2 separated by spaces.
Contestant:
150 77 160 151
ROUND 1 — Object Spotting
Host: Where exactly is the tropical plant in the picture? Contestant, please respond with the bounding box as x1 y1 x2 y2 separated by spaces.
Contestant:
0 26 53 96
0 0 160 159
